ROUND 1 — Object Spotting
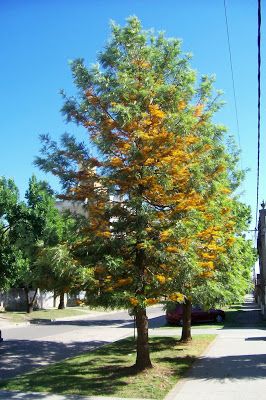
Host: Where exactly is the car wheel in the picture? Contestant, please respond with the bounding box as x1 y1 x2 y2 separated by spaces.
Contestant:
215 314 224 323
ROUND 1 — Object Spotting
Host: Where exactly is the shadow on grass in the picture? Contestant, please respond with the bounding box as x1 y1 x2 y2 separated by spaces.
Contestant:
0 338 108 381
0 337 188 397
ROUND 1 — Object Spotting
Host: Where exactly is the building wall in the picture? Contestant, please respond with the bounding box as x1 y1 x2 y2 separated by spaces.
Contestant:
55 200 88 217
0 289 82 311
257 208 266 317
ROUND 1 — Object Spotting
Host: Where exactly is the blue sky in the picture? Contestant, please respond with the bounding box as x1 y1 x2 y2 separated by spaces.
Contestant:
0 0 264 234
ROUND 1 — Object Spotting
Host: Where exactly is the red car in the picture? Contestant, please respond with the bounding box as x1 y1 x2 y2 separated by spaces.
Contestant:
166 304 225 325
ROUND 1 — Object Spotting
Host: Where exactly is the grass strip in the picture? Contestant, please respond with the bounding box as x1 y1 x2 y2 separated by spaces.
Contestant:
0 306 109 324
160 323 224 330
0 334 215 399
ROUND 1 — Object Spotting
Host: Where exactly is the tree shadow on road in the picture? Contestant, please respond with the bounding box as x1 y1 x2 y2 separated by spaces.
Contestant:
28 313 166 330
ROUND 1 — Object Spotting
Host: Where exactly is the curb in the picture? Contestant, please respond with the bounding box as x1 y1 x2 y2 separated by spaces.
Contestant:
0 321 30 329
53 309 128 322
0 391 153 400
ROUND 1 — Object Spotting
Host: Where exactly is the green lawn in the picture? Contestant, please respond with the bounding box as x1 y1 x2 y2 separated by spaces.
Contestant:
0 335 215 399
0 306 108 324
161 322 224 330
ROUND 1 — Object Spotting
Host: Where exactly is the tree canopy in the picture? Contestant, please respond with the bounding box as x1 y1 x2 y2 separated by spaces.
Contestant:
0 175 83 311
35 17 255 369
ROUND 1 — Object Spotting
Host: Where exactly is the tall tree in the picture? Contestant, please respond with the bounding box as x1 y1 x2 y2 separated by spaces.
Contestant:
36 17 254 369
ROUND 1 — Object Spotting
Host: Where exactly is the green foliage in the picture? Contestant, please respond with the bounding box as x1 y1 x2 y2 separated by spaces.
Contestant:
34 17 256 320
0 175 81 293
35 243 91 295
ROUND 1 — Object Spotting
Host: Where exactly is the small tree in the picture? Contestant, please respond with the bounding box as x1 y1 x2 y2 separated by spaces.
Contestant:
35 243 89 309
176 200 256 342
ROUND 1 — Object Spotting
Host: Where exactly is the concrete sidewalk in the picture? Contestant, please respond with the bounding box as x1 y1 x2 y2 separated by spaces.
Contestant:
165 296 266 400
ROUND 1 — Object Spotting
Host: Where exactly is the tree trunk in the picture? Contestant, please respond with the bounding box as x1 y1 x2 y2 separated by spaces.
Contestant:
53 290 57 308
180 298 192 342
24 288 38 314
58 292 65 309
135 307 153 370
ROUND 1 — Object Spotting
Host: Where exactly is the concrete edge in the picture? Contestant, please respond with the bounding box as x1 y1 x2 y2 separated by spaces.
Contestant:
0 390 153 400
0 321 30 330
53 309 129 322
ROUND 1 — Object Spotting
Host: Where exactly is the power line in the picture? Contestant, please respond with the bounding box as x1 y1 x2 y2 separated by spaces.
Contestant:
223 0 242 156
256 0 261 231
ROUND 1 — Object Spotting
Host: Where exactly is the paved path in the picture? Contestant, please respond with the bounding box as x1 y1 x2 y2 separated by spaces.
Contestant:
166 295 266 400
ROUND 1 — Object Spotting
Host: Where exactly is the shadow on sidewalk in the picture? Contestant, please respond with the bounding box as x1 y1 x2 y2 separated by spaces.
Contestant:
159 352 266 380
223 299 266 329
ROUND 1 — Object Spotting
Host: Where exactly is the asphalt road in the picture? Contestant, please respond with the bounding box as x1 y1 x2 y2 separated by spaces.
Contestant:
0 305 166 380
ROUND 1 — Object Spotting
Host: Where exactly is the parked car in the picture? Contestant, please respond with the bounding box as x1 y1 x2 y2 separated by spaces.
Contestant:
166 304 225 325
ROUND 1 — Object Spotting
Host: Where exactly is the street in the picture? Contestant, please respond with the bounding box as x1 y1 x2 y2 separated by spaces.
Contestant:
0 306 166 380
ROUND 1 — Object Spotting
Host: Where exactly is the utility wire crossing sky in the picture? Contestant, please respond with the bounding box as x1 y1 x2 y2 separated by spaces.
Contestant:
0 0 265 235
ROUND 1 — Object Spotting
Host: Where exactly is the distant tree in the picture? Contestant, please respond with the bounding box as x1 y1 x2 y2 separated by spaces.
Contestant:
36 17 255 369
0 177 26 291
174 200 256 342
0 175 69 312
34 242 91 309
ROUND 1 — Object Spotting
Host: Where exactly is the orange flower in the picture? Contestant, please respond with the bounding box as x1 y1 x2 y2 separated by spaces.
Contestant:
178 100 186 111
159 230 171 242
116 277 133 286
104 287 113 292
109 157 123 167
165 246 178 253
227 237 236 246
145 298 158 305
199 261 214 269
129 297 139 306
148 104 165 119
97 231 112 238
194 104 204 117
155 274 166 284
201 253 216 260
169 292 185 303
221 187 231 194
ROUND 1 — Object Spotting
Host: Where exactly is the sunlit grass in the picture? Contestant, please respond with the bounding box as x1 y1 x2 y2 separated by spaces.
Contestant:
0 306 109 324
